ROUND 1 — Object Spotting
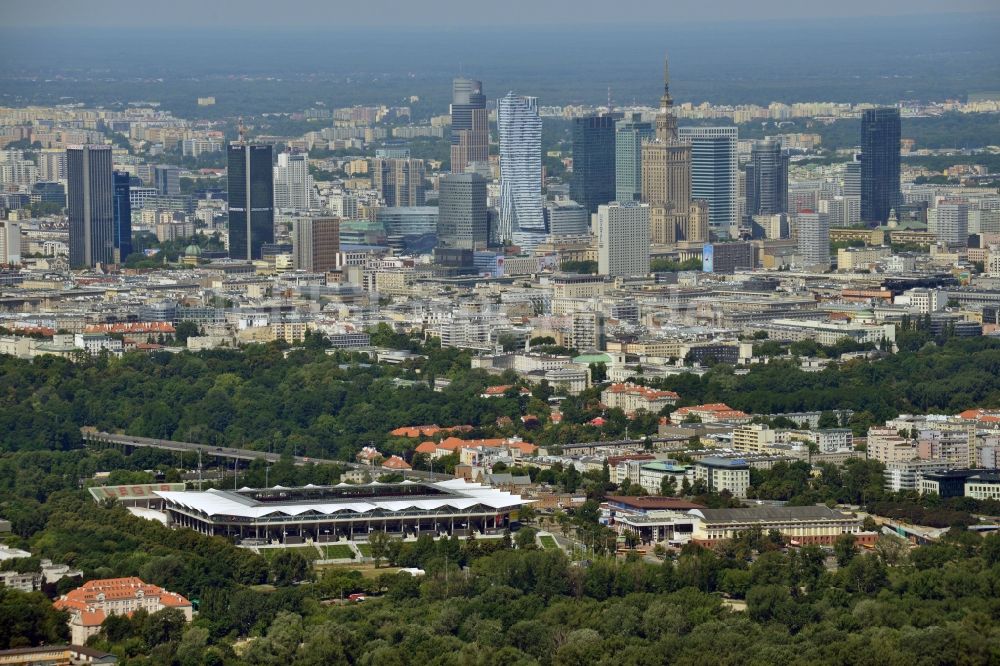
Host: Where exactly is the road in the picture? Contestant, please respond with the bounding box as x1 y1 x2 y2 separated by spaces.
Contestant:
80 428 452 482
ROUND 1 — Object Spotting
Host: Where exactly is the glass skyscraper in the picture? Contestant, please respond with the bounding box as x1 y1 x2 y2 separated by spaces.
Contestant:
227 143 274 261
860 107 901 224
615 114 654 202
745 139 789 220
437 173 487 250
571 115 617 214
450 78 489 174
496 93 543 249
113 170 132 264
678 126 738 237
67 145 114 268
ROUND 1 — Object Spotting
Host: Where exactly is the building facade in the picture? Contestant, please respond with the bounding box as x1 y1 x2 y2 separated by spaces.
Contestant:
678 126 738 238
227 142 274 261
497 93 544 248
571 115 617 215
292 217 340 272
745 139 788 221
597 201 650 277
438 172 488 250
67 145 114 268
642 57 691 244
615 114 655 202
860 108 902 224
450 77 489 174
112 170 132 263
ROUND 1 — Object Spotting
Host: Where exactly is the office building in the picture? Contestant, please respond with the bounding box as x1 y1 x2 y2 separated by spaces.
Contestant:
112 171 132 263
67 145 114 268
615 114 655 202
702 242 753 273
679 126 738 238
796 210 830 269
377 206 439 254
291 217 340 272
860 108 901 224
273 152 315 211
544 200 590 237
597 201 650 277
571 115 617 214
30 181 66 207
450 78 489 174
438 172 488 250
694 457 750 498
642 56 691 244
227 142 274 261
745 139 788 221
929 202 969 246
372 157 426 207
153 165 180 196
497 92 544 247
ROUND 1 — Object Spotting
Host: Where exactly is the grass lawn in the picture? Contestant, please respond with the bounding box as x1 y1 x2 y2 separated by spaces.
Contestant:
355 543 373 558
259 545 320 563
319 544 355 559
539 535 559 550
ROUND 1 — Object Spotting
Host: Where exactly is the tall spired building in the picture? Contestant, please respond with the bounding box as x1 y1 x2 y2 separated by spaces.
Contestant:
641 56 691 244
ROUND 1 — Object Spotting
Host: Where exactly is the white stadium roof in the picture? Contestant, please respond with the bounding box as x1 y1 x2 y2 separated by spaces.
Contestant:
153 479 531 519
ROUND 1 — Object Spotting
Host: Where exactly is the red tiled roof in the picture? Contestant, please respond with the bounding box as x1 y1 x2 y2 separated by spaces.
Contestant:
382 455 411 470
53 577 191 625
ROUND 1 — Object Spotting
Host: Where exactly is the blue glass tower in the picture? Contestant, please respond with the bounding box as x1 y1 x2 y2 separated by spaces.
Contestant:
113 170 132 263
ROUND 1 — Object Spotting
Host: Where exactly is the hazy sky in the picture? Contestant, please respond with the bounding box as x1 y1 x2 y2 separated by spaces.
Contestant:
3 0 998 27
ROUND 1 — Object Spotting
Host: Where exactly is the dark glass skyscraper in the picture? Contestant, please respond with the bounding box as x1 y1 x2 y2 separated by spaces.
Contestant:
745 139 789 220
449 78 488 174
437 172 487 250
227 143 274 260
860 108 901 224
113 170 132 263
67 145 114 268
615 114 654 202
571 115 617 214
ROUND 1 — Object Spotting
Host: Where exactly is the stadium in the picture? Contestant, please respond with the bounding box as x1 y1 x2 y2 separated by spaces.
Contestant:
154 479 531 544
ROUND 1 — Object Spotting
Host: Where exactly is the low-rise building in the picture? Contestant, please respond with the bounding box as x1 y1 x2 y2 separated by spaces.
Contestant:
602 383 679 414
690 505 868 546
694 456 750 498
53 577 192 645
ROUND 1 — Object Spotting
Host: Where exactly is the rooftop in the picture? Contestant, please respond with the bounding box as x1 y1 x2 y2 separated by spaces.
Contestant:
692 505 854 524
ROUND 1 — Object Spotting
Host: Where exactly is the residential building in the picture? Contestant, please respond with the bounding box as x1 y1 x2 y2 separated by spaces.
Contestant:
671 403 751 424
292 217 340 272
679 126 738 237
1 221 22 264
929 202 968 246
615 114 655 202
67 145 114 268
597 201 650 277
571 115 617 214
227 142 274 260
372 157 425 207
796 210 830 269
867 426 917 464
694 457 750 498
450 77 489 174
273 152 315 211
153 165 180 196
497 93 544 248
732 423 777 454
860 108 902 224
642 57 691 243
54 577 192 645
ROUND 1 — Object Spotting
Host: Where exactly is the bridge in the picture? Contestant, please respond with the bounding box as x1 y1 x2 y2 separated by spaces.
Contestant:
80 428 452 482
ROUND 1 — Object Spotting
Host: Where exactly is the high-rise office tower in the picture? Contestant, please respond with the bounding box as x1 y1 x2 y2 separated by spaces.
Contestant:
796 210 830 269
371 157 426 207
860 108 901 224
437 172 488 250
292 217 340 272
745 139 789 221
615 114 654 202
497 92 544 248
450 78 489 174
571 115 617 215
153 165 180 196
273 152 315 211
679 126 738 238
544 200 590 237
597 201 650 277
67 145 114 268
113 171 132 263
843 156 861 197
641 56 691 244
227 142 274 261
